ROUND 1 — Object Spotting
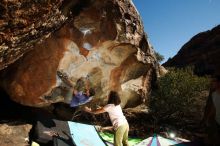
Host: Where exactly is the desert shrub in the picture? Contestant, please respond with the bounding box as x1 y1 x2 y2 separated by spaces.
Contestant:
149 67 210 126
155 51 164 63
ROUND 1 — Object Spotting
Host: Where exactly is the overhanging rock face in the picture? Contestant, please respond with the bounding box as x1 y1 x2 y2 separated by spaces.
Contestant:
0 0 67 70
0 0 157 107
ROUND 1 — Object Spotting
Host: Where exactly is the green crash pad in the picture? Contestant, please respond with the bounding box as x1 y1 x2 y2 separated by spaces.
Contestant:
99 132 142 146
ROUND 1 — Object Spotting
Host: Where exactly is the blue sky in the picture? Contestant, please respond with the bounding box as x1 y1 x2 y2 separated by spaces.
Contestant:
132 0 220 63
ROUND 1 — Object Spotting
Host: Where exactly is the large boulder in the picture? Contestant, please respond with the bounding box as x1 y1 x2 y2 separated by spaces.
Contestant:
0 0 157 107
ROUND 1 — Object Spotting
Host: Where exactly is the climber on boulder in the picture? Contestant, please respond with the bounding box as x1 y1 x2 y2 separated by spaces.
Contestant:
57 71 95 107
70 78 95 107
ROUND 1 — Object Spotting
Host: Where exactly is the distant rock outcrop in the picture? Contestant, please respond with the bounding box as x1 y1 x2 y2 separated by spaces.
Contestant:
0 0 157 107
163 25 220 76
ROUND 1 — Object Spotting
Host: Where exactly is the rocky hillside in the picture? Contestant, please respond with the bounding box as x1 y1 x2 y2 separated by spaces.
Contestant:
0 0 158 107
163 25 220 76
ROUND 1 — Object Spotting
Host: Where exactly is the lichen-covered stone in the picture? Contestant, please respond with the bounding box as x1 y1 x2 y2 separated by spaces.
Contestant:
0 0 67 70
